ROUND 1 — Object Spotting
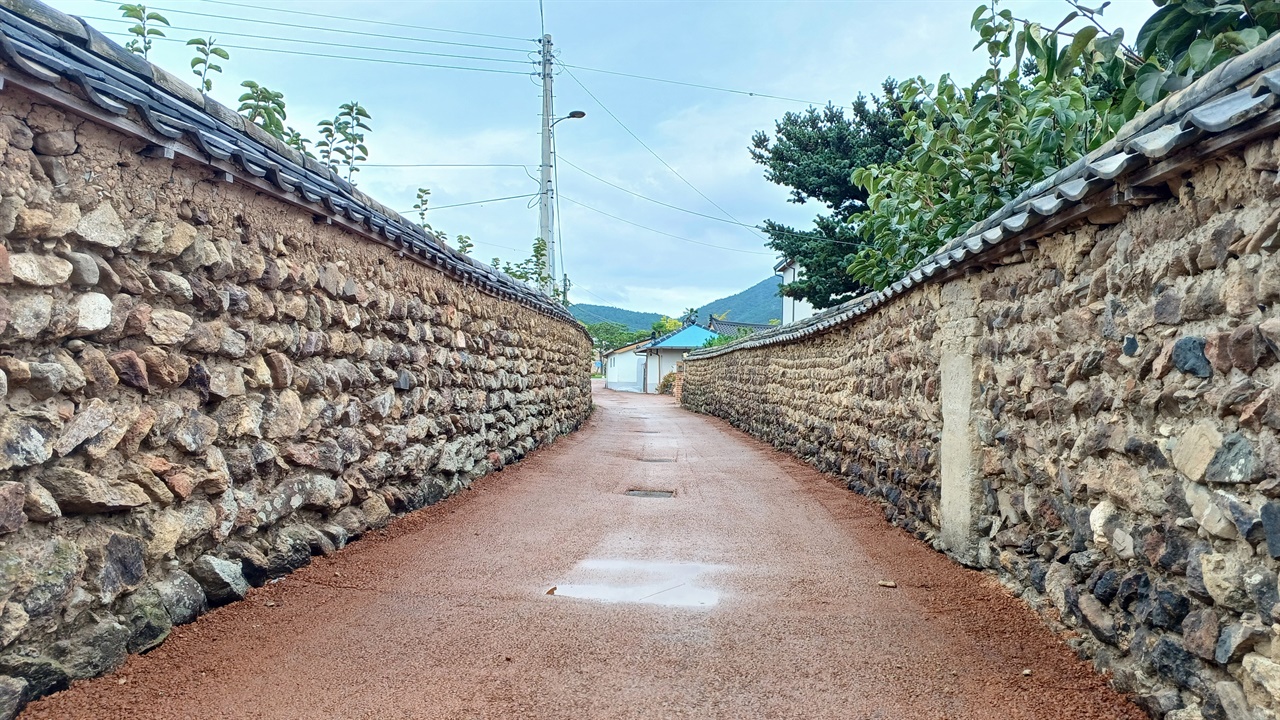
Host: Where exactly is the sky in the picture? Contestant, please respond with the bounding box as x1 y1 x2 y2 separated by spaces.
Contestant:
49 0 1157 316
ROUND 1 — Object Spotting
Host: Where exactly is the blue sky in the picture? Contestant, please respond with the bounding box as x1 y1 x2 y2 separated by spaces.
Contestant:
50 0 1156 315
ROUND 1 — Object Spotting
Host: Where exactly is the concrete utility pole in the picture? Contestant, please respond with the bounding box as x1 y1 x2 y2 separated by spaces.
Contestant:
537 34 584 299
538 34 556 293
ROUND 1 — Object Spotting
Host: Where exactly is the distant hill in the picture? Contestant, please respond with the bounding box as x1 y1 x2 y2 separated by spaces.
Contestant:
570 304 663 332
696 276 781 324
571 276 781 331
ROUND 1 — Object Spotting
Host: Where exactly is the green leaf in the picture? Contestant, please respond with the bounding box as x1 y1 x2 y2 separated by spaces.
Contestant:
211 47 230 59
1135 62 1168 104
1187 37 1213 69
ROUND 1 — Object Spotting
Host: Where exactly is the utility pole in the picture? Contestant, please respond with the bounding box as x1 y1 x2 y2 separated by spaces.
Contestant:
538 33 556 294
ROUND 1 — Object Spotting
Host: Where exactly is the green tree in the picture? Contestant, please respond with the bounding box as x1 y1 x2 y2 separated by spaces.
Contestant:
120 4 168 59
493 238 569 302
1134 0 1280 104
585 321 648 355
680 307 699 326
750 85 908 308
651 316 681 335
455 235 474 255
849 1 1140 289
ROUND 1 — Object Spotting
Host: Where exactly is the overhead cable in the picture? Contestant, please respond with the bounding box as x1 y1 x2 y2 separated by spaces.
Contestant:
104 33 533 76
559 65 768 245
560 63 843 109
104 1 535 54
398 193 539 214
190 0 536 43
87 16 535 67
559 195 770 256
559 155 864 248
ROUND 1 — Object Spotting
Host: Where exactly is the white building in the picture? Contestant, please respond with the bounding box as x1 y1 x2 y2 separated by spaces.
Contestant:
603 338 650 393
640 325 720 393
775 257 815 325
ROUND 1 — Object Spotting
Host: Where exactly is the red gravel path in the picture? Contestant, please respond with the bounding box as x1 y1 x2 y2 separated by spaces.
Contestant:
23 384 1144 719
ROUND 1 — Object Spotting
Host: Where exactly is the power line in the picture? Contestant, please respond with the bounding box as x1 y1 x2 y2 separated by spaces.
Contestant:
359 164 532 169
559 195 770 256
559 65 768 245
559 155 864 248
104 33 533 76
558 155 747 226
105 1 535 54
398 193 538 214
190 0 535 43
87 16 535 67
560 63 844 109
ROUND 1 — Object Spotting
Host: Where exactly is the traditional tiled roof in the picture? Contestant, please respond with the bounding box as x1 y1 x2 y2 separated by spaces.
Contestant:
692 35 1280 360
649 324 719 350
706 318 775 335
0 0 584 333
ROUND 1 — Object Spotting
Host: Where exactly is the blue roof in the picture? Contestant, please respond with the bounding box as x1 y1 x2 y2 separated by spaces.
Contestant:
649 325 720 350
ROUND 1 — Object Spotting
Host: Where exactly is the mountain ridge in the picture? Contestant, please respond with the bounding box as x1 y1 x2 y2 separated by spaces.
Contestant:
571 276 781 331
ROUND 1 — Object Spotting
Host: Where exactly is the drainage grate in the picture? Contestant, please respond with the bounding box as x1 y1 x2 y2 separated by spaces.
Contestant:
638 458 676 463
626 490 675 498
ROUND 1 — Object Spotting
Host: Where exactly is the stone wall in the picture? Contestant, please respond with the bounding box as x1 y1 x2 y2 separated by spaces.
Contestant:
0 67 591 713
684 112 1280 718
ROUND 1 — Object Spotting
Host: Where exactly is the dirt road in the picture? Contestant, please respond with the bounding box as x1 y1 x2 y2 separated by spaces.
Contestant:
24 384 1143 719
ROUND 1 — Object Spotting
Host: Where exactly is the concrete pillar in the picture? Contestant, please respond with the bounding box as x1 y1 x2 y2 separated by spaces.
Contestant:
938 280 981 564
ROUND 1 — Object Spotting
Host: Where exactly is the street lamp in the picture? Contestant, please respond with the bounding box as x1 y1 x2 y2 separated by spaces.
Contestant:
540 109 585 296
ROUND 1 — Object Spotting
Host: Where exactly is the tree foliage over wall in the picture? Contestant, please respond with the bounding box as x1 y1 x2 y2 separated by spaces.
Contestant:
760 0 1280 296
750 86 907 308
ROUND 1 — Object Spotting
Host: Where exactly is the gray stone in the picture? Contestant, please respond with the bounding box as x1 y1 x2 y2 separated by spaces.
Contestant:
1205 434 1263 485
1173 336 1213 378
73 203 126 249
146 309 193 345
63 252 98 286
8 254 70 287
25 363 65 400
0 484 24 536
1217 618 1267 664
1263 501 1280 558
22 480 59 522
72 293 112 335
0 411 59 471
8 294 51 339
52 398 115 456
172 410 219 453
1242 566 1280 620
1202 553 1251 612
83 529 146 603
1214 680 1252 720
190 555 249 605
0 675 26 720
21 538 83 617
117 587 171 653
362 494 391 528
49 620 129 680
31 130 76 156
37 467 149 514
1185 483 1238 539
0 655 66 700
1078 593 1118 644
155 570 207 626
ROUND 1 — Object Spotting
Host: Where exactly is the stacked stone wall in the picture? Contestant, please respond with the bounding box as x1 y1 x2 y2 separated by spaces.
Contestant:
0 84 591 711
682 285 943 538
684 136 1280 718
